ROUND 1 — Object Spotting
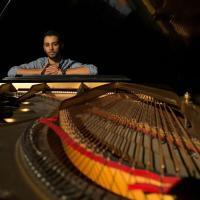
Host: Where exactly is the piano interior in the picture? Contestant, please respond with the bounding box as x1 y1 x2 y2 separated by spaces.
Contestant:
0 75 200 200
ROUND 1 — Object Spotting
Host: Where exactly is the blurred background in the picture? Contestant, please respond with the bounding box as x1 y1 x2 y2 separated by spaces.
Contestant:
0 0 200 95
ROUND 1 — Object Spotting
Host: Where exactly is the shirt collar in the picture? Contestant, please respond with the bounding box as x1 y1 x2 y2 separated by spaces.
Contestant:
44 57 64 67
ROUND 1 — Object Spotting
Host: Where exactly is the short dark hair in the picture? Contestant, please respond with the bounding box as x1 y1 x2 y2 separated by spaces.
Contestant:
43 30 64 43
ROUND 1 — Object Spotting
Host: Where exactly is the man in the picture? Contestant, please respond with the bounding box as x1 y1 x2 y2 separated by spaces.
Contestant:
7 30 98 77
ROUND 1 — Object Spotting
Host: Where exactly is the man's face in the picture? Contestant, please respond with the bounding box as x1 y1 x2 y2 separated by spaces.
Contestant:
43 35 62 59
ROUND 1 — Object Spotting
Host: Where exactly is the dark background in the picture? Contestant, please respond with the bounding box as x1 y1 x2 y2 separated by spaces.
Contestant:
0 0 199 95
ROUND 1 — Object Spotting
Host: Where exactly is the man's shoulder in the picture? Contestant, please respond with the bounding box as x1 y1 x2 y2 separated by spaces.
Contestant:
27 57 47 68
33 57 48 66
35 57 47 63
60 57 72 66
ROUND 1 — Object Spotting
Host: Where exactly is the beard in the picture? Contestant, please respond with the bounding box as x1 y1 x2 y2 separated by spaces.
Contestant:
47 52 58 59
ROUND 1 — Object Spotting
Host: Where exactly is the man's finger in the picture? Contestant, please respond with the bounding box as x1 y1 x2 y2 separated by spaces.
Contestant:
46 67 59 72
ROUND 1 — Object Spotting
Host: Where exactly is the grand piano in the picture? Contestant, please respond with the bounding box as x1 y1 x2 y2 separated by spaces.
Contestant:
0 74 200 200
0 1 200 200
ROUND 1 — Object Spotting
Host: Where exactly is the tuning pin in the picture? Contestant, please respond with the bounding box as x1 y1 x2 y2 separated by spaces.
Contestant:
184 92 191 104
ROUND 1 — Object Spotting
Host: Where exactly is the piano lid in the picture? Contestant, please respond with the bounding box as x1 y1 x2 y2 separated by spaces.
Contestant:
103 0 200 40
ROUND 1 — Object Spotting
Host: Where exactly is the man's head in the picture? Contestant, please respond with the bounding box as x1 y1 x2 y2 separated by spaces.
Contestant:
43 30 64 59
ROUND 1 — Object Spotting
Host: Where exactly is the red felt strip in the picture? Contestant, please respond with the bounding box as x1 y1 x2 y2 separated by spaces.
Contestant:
38 116 181 193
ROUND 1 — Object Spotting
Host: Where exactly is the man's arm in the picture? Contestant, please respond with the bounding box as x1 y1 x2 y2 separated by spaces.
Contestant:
7 58 45 77
66 62 98 75
65 66 90 75
42 65 91 75
8 65 42 77
16 68 43 76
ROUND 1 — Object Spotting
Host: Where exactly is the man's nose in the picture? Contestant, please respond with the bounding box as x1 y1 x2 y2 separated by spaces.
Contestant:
49 45 54 50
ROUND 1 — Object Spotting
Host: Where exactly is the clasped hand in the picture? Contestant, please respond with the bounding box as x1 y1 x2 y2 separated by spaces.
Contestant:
43 64 63 75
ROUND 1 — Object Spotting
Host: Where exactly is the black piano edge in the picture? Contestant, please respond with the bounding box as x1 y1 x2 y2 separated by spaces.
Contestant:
2 75 132 83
